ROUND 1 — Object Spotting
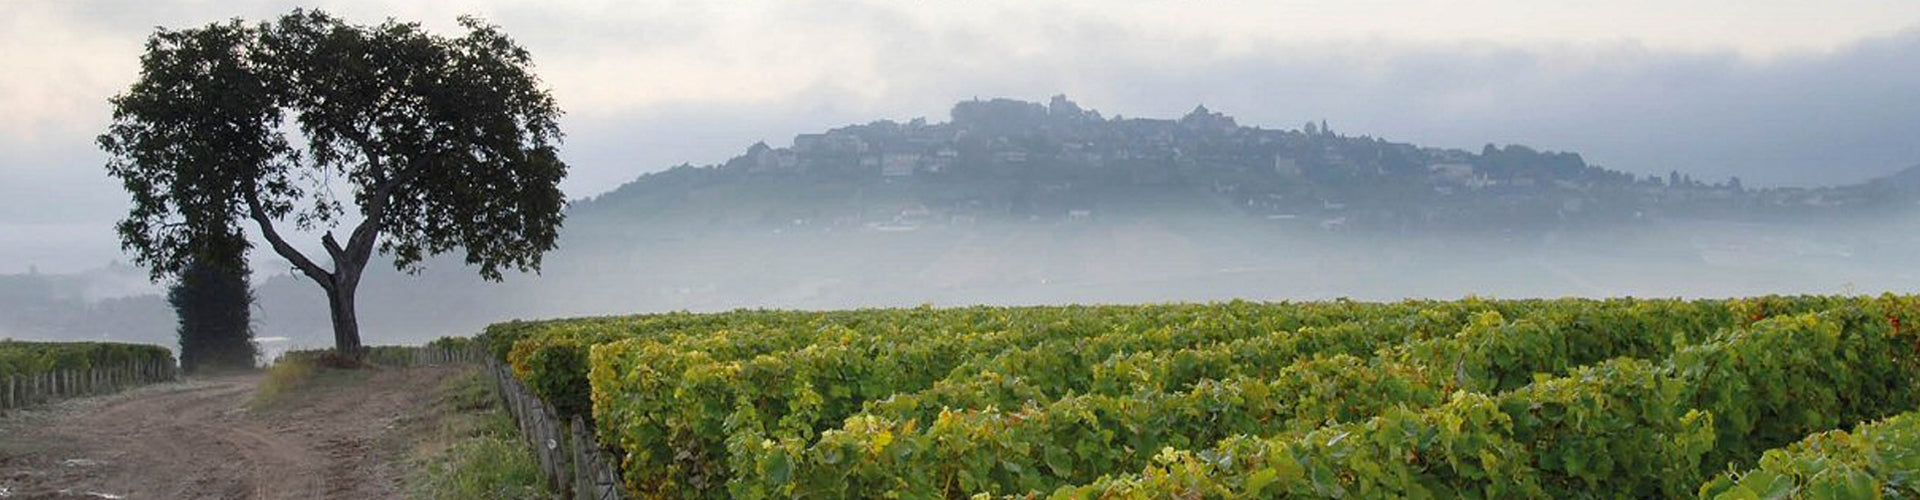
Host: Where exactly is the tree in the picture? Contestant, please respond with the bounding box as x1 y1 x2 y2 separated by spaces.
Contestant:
170 258 258 373
101 9 567 358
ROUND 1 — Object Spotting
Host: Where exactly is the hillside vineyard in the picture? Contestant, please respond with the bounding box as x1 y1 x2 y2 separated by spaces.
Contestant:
480 296 1920 499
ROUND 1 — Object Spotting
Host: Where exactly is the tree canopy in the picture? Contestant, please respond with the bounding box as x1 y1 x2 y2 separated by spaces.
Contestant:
101 9 567 356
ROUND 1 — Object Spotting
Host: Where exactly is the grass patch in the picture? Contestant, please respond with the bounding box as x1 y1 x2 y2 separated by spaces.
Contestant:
403 367 545 499
248 355 372 411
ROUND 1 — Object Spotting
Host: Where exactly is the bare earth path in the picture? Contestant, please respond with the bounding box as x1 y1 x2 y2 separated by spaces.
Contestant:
0 366 458 500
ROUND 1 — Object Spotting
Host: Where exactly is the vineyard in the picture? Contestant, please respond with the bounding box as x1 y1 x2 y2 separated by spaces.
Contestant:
1 340 177 410
478 296 1920 499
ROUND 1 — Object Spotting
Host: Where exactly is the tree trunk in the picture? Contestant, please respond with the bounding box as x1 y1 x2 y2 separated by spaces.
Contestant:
247 192 382 362
326 281 364 359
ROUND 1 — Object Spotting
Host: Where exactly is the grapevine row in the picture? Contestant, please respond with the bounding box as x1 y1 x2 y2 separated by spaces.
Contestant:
718 303 1768 498
473 294 1908 499
0 340 176 379
1025 307 1920 499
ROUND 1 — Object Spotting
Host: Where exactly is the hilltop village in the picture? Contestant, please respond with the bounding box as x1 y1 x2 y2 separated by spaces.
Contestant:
583 96 1912 233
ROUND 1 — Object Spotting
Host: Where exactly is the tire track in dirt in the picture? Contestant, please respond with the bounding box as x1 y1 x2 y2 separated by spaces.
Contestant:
0 366 456 499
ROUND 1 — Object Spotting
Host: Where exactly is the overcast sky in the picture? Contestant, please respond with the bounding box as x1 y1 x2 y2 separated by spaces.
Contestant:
3 0 1919 274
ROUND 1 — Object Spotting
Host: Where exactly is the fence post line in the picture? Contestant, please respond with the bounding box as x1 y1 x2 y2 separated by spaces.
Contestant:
572 417 587 500
485 355 626 500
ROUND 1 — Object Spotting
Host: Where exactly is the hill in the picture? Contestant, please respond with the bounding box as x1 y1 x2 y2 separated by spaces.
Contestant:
573 96 1914 234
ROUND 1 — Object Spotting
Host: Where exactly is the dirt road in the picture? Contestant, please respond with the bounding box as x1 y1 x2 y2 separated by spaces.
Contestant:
0 366 459 500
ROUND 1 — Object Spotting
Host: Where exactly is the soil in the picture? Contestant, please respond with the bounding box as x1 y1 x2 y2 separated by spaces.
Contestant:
0 366 459 500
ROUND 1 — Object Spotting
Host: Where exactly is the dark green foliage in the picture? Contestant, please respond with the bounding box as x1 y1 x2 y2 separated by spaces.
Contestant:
426 335 480 352
100 9 567 357
169 259 258 373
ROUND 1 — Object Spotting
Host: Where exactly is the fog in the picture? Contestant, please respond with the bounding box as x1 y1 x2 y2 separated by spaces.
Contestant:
223 207 1912 348
2 196 1915 349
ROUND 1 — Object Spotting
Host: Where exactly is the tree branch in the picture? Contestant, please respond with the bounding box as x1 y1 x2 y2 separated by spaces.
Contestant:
246 190 335 291
322 231 347 262
320 116 405 266
343 157 426 266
